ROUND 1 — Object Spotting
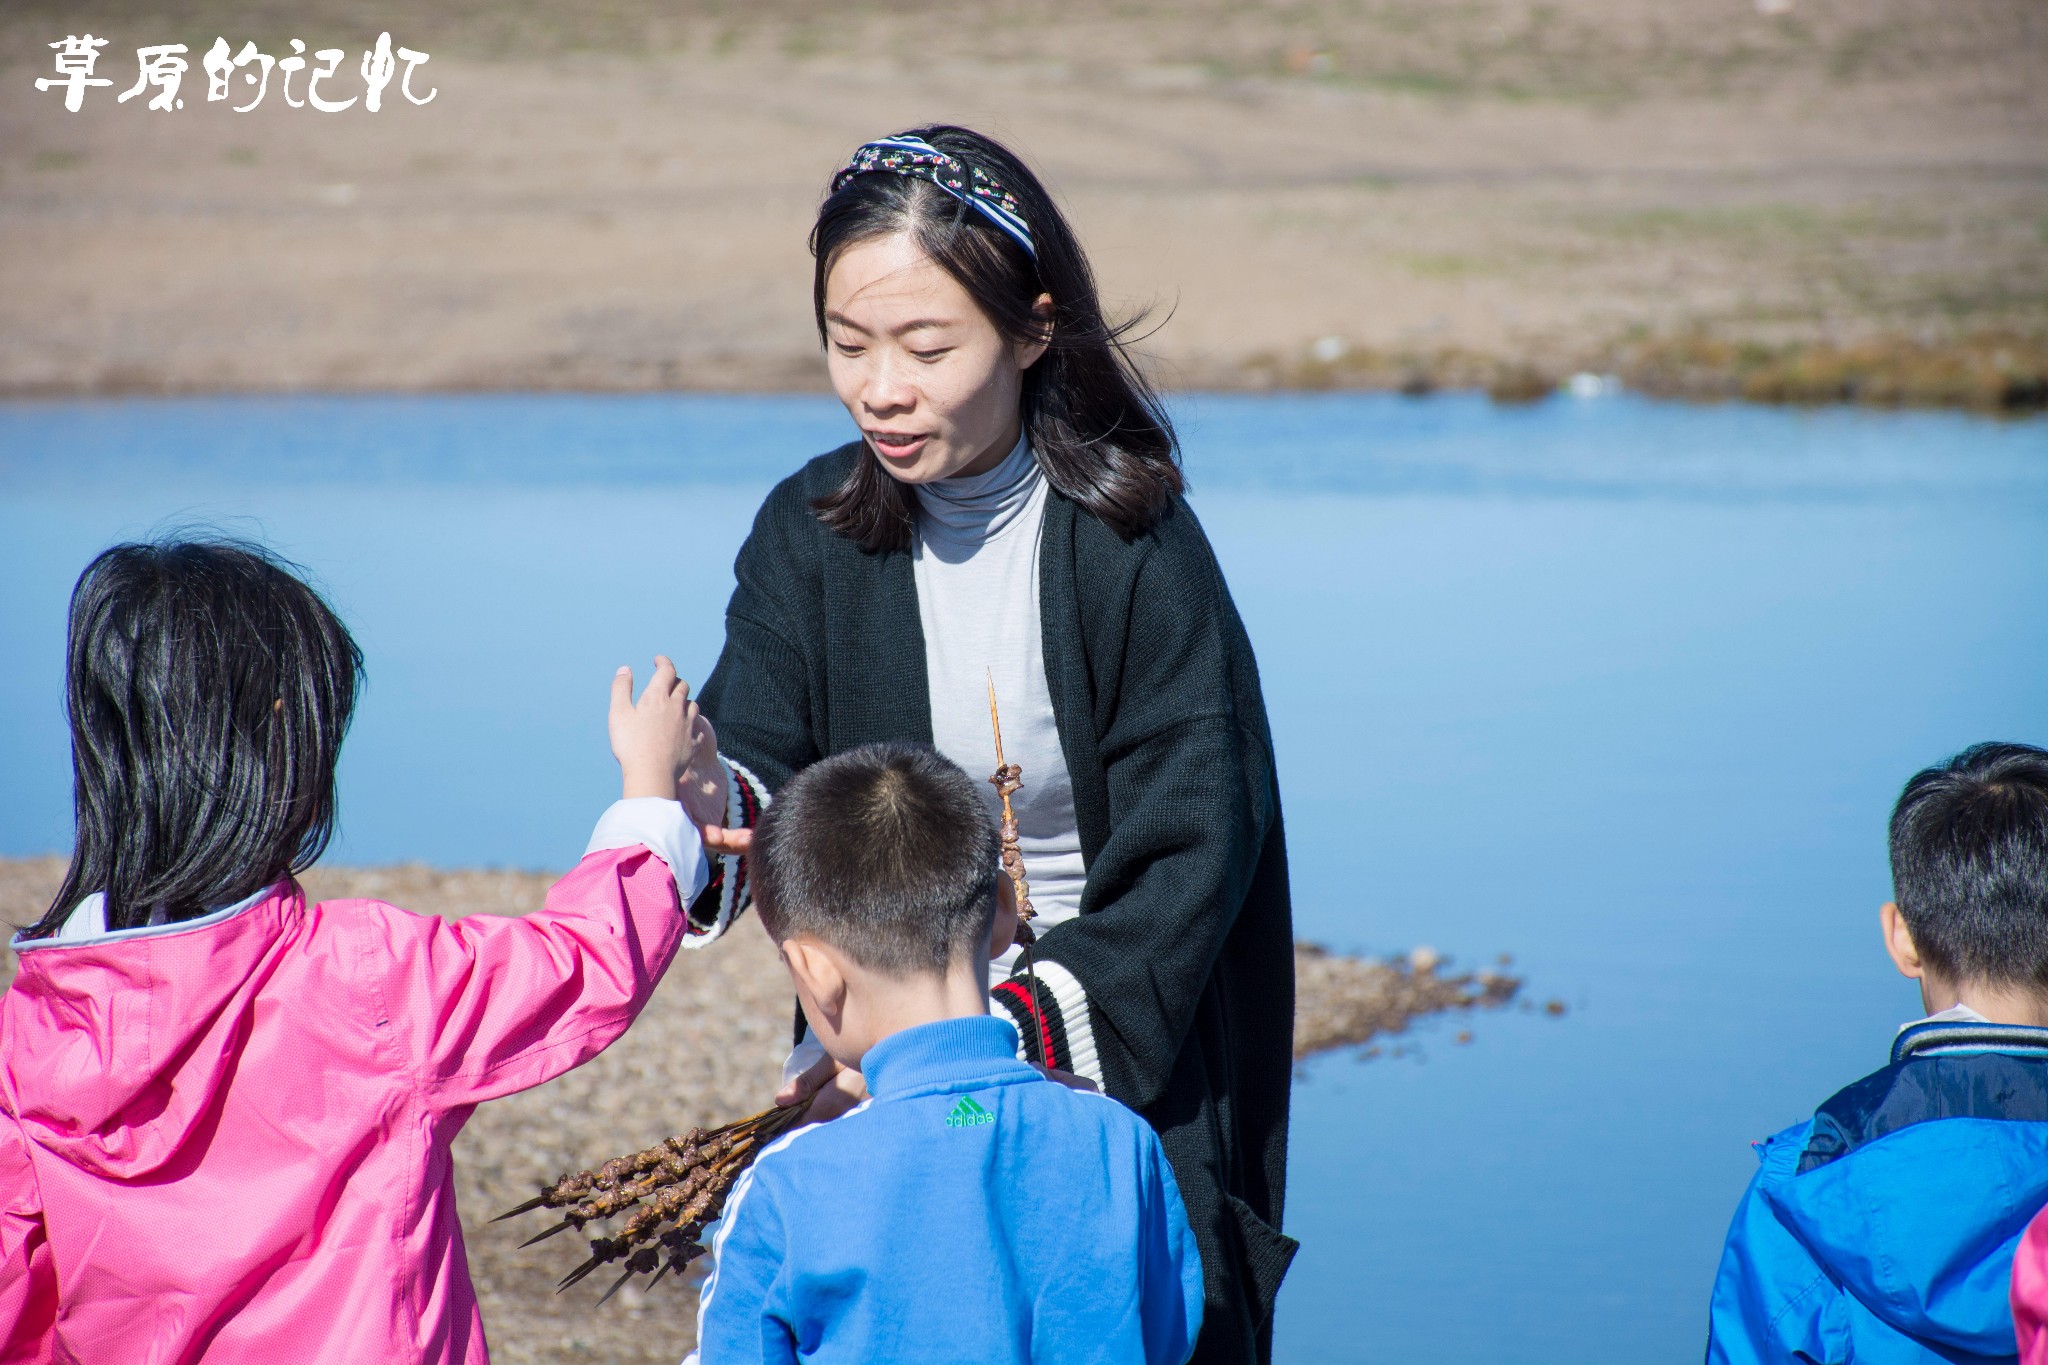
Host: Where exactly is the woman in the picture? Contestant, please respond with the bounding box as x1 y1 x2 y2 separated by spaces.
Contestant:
692 126 1296 1364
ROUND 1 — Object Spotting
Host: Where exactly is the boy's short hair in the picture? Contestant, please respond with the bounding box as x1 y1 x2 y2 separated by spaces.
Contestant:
1890 741 2048 986
752 741 1000 976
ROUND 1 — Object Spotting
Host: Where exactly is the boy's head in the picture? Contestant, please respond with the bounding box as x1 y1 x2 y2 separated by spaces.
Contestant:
753 742 1013 1063
754 740 1002 972
1883 742 2048 1013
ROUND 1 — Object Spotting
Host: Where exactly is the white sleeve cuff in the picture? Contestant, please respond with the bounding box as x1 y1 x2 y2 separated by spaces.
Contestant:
781 1029 828 1089
585 797 710 904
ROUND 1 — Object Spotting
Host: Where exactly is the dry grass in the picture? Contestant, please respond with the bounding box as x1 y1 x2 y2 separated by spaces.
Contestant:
0 856 1518 1360
1615 330 2048 410
1231 329 2048 410
2 0 2041 406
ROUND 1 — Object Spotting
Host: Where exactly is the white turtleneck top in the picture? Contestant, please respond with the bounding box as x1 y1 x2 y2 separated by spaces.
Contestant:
911 433 1088 982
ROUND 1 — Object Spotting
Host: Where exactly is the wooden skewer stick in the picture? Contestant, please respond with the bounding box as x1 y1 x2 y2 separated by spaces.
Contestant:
987 670 1052 1068
986 670 1034 923
988 668 1005 769
501 1101 806 1304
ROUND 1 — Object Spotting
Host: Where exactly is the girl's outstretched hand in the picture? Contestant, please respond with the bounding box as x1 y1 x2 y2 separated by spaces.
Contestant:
610 657 700 801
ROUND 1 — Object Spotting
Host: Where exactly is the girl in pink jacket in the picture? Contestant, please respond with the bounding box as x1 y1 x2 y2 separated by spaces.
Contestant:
0 538 741 1363
2016 1203 2048 1361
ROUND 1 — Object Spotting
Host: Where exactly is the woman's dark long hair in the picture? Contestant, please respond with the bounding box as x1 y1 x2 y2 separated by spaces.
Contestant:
20 538 364 939
810 124 1182 552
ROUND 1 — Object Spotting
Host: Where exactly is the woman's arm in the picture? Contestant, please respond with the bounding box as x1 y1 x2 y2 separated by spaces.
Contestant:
693 473 830 937
991 516 1279 1107
699 473 826 791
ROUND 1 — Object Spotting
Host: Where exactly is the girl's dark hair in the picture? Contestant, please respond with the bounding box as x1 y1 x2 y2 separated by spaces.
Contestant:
810 124 1182 552
21 538 364 939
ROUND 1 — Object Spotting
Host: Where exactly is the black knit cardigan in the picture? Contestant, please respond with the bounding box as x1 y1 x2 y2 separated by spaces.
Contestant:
696 444 1298 1363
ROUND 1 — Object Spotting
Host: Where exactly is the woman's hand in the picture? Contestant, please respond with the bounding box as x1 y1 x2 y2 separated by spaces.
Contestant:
677 712 741 852
676 706 751 856
610 658 701 801
775 1050 869 1125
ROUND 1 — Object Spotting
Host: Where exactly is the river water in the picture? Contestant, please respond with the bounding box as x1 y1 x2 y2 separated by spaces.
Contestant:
3 392 2046 1361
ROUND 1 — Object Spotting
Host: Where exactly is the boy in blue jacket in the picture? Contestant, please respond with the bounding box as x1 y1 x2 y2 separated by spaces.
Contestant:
1707 741 2048 1363
685 741 1204 1365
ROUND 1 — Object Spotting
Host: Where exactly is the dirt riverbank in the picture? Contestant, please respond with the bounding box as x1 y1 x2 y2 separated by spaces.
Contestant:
2 0 2043 410
0 855 1524 1361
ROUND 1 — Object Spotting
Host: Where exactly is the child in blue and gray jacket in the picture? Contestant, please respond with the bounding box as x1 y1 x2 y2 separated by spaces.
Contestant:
685 741 1204 1365
1707 741 2048 1363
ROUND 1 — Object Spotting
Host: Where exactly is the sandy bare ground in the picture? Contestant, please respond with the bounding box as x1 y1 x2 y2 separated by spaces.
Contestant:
2 0 2043 403
0 856 1524 1362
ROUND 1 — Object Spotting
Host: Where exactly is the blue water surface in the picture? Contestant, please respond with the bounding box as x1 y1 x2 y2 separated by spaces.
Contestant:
4 392 2047 1362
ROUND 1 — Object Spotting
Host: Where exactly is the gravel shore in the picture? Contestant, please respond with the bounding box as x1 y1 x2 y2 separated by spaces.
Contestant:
0 856 1519 1362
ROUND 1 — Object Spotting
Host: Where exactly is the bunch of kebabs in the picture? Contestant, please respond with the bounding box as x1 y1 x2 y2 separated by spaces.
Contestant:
499 675 1044 1303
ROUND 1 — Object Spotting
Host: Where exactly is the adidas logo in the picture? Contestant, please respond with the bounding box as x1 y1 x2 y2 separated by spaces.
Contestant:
945 1096 995 1129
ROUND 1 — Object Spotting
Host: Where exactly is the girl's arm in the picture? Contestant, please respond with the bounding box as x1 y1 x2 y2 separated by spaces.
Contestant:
365 659 715 1108
367 812 705 1109
0 1115 55 1364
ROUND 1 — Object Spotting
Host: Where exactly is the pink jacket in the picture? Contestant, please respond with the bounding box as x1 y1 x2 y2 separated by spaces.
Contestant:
0 801 703 1364
2018 1200 2048 1361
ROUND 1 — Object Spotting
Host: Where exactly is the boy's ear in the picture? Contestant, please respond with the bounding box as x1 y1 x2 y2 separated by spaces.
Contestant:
781 935 849 1027
988 876 1018 961
1881 901 1925 980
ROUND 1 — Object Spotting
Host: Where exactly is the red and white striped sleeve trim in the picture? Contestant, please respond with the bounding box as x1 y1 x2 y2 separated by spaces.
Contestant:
989 958 1102 1090
681 756 770 948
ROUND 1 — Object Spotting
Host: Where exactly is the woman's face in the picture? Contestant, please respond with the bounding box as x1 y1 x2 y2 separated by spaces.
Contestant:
822 232 1049 484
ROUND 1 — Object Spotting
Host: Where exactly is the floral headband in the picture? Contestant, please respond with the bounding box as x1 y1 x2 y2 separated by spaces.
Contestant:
831 134 1037 259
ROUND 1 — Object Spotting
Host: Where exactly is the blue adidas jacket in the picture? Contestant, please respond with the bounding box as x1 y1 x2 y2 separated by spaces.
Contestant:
686 1014 1204 1365
1707 1019 2048 1364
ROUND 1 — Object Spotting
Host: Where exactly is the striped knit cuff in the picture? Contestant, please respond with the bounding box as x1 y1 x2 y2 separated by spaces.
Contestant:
681 756 770 948
990 959 1102 1090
